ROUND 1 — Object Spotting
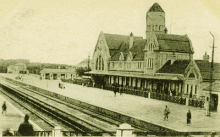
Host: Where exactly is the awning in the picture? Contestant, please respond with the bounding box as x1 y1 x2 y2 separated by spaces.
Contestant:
86 71 184 81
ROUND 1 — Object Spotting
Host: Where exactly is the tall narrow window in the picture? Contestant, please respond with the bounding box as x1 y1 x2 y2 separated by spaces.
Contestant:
99 56 101 70
187 84 189 93
102 58 104 70
96 58 98 70
195 85 197 94
138 62 142 69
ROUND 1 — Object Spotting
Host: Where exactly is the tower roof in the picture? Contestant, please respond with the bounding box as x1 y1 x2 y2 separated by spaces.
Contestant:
148 3 164 12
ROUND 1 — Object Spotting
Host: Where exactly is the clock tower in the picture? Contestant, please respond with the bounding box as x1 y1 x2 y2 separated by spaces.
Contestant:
146 3 166 38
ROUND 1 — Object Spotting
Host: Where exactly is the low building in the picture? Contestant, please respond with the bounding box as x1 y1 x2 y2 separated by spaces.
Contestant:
77 59 93 69
40 68 76 80
7 63 29 74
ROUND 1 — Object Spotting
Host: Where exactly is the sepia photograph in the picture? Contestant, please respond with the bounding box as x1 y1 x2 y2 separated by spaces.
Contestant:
0 0 220 136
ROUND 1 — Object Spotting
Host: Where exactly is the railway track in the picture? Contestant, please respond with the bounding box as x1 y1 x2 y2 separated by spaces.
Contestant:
2 78 146 134
0 78 146 135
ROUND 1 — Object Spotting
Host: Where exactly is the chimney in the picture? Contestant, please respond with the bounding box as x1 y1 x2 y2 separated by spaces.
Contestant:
164 27 168 34
129 32 133 49
203 52 210 62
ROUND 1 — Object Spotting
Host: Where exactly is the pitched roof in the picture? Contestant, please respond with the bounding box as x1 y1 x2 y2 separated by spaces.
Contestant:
195 60 220 80
104 33 143 50
110 39 146 61
41 68 75 73
148 3 164 12
157 60 191 74
127 40 146 61
156 34 192 53
203 81 220 92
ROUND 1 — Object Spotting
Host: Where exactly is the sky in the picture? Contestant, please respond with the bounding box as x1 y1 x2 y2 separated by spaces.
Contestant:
0 0 219 65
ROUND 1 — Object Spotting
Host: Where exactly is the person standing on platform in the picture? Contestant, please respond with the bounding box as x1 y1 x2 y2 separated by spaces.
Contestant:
113 83 117 97
18 114 34 136
2 101 7 115
187 110 191 124
164 105 170 121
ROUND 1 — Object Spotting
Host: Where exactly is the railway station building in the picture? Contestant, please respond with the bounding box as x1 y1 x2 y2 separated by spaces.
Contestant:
88 3 219 109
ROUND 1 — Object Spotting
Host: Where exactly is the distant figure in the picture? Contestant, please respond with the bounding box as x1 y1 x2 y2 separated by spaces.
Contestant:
114 87 117 97
2 101 7 114
164 105 170 121
187 110 191 124
18 114 34 136
3 128 13 136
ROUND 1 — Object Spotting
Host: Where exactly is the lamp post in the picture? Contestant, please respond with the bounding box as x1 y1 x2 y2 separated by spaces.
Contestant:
207 31 216 116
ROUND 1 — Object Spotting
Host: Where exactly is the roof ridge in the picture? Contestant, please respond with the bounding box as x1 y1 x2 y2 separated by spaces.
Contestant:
103 33 143 38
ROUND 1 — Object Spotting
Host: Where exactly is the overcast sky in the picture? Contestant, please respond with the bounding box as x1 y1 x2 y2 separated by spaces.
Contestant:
0 0 219 65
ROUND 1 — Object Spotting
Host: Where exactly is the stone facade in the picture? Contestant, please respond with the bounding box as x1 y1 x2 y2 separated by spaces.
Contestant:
89 3 204 102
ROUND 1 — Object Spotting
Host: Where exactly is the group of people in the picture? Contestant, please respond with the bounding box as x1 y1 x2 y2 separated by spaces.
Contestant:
164 105 191 124
2 101 34 136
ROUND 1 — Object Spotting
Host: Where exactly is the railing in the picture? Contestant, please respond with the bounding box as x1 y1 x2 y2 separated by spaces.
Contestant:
62 131 116 136
104 84 204 108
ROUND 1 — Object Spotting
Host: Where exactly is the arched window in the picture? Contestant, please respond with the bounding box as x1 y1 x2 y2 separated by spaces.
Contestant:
96 58 98 70
99 56 101 70
102 58 104 70
96 55 105 70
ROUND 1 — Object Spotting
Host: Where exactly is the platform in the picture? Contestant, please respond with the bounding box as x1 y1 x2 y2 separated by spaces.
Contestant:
0 91 42 136
1 73 220 133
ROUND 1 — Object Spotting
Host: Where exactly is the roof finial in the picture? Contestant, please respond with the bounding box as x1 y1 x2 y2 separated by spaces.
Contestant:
130 32 133 36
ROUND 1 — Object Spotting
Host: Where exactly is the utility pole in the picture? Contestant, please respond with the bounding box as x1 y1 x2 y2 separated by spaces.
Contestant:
207 31 216 116
88 52 90 72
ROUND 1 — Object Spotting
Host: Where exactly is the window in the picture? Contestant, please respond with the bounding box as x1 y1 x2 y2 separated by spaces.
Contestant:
138 62 142 69
99 56 101 70
147 58 153 68
96 58 98 70
96 55 104 70
195 85 197 94
102 58 104 70
187 84 189 93
149 44 154 52
112 62 114 68
155 25 158 31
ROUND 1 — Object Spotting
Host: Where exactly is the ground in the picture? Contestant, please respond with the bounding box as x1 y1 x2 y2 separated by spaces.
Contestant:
1 73 220 133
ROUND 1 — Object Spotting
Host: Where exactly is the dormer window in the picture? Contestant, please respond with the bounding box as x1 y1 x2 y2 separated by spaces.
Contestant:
127 52 133 61
119 52 124 61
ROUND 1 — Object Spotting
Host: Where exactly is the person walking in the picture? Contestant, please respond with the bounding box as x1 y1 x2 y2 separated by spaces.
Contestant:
187 110 191 124
18 114 34 136
164 105 170 121
2 101 7 115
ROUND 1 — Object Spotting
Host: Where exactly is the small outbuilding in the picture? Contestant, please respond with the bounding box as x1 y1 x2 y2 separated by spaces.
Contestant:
40 68 76 80
7 63 29 74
